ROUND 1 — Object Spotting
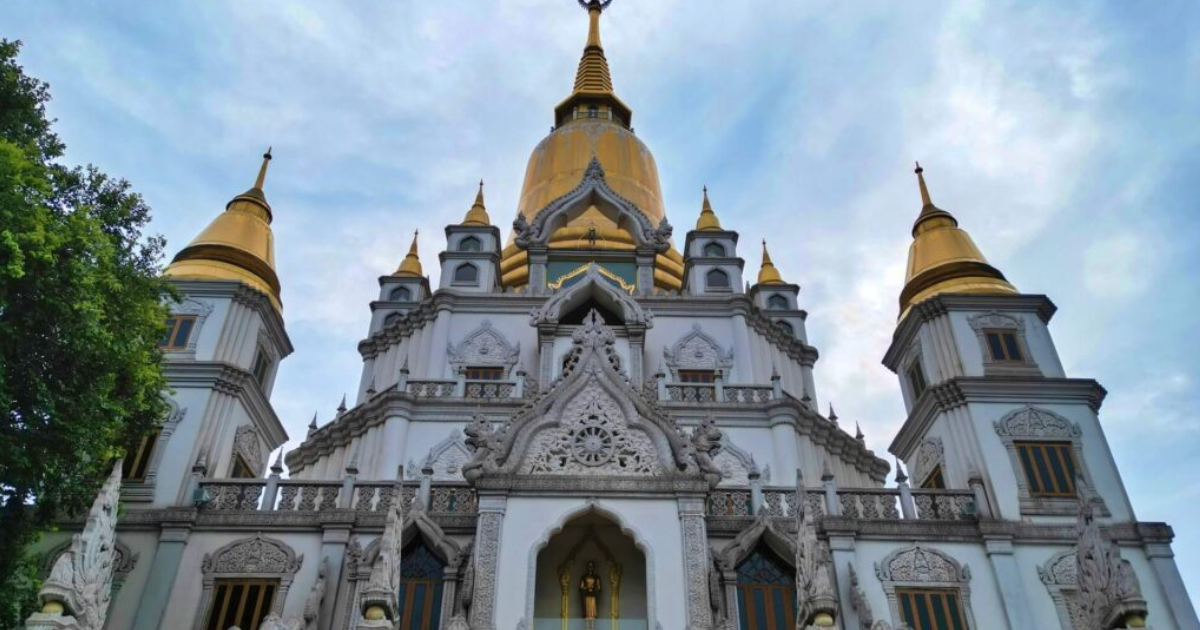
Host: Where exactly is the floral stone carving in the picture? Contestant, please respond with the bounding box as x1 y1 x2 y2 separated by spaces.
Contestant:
1075 481 1147 629
447 320 520 375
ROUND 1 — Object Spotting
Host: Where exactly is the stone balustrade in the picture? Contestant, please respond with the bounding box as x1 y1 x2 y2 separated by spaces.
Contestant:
197 479 475 515
403 378 526 399
706 486 978 521
662 383 775 404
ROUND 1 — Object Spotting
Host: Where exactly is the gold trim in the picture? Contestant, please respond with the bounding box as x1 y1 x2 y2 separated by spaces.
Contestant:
559 560 573 630
546 262 635 294
607 561 622 629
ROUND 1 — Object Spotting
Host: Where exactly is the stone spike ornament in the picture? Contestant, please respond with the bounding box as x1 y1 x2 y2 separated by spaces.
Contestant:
1075 476 1148 629
26 461 123 630
259 556 327 630
794 473 838 628
357 497 405 627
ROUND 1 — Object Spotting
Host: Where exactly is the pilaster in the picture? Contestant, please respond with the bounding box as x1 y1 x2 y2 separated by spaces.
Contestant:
984 537 1034 629
468 493 507 630
677 495 713 630
130 521 194 630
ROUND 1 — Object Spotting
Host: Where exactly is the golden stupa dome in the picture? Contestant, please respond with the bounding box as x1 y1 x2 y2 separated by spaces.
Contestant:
898 163 1018 318
757 240 785 285
499 1 683 290
696 186 723 231
165 149 282 310
394 231 424 277
462 180 491 226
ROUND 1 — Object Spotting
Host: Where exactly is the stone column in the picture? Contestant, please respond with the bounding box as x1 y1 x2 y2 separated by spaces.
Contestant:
469 494 507 630
827 533 858 630
983 537 1036 628
1145 542 1200 630
678 496 714 630
130 522 193 630
769 413 798 487
528 247 549 296
627 325 646 385
319 520 354 630
538 327 557 388
635 250 656 295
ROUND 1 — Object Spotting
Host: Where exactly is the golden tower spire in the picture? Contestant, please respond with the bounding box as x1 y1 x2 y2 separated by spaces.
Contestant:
394 230 424 277
462 179 491 226
696 185 723 231
757 239 785 285
165 147 282 309
553 0 632 127
898 162 1017 318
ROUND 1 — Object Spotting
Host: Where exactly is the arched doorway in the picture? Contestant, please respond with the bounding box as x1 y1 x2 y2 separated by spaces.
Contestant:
533 511 648 629
735 544 796 630
398 539 446 630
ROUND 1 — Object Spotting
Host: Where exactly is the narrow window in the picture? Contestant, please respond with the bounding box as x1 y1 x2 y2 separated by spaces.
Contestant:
775 320 794 336
588 104 599 118
160 315 198 349
453 263 479 284
1015 441 1077 497
122 428 161 482
706 268 730 289
983 329 1024 362
920 465 946 489
389 286 412 302
896 588 968 630
678 370 716 384
464 366 504 380
459 236 482 252
230 454 257 479
384 312 403 328
251 347 271 387
768 294 789 310
906 361 927 399
702 242 726 257
204 578 278 630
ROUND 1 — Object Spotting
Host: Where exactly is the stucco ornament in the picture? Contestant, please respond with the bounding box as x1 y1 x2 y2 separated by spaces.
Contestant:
875 546 968 583
911 438 943 488
25 461 123 630
794 477 838 628
233 424 265 476
994 406 1081 439
713 437 761 487
664 324 734 373
691 415 725 488
259 557 327 630
410 430 473 481
447 320 520 375
463 309 719 485
357 498 405 627
1075 480 1148 629
528 263 653 327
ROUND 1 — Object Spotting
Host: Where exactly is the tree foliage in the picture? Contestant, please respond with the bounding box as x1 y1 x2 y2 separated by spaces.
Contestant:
0 39 171 627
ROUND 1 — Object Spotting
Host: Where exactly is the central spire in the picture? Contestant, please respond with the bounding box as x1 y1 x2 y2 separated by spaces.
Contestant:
554 0 632 127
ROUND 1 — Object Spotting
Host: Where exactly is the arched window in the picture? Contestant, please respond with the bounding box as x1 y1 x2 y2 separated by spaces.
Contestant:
768 294 789 310
774 320 794 336
735 545 796 630
453 263 478 284
389 286 412 302
384 312 403 328
458 236 482 252
703 242 726 258
706 268 730 289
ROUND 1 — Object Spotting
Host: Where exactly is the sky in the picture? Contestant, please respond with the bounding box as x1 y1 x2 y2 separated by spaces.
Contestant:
5 0 1200 595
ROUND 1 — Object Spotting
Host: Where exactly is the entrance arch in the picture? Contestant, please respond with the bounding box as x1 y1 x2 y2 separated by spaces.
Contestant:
528 503 653 629
734 544 796 630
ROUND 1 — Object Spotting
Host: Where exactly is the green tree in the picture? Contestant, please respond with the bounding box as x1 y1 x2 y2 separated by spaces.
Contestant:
0 39 171 627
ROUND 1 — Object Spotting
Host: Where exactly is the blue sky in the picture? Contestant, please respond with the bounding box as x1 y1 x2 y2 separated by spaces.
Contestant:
5 0 1199 594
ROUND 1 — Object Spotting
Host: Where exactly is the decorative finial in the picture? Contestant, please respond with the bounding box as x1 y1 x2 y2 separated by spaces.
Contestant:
577 0 614 11
337 394 347 415
855 422 865 443
696 184 722 231
828 403 838 423
271 450 285 474
307 411 318 436
394 231 425 276
914 160 933 207
895 459 908 484
254 146 273 190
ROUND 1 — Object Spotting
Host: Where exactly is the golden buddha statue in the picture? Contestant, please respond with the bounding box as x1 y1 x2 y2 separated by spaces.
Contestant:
579 561 602 624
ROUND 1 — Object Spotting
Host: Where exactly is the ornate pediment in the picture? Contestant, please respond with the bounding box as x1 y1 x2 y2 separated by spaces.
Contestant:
409 430 473 481
512 156 671 253
447 320 520 374
529 263 653 327
233 424 265 476
994 406 1081 439
713 436 761 487
875 545 969 583
202 533 302 577
912 437 944 487
664 325 734 374
462 310 721 487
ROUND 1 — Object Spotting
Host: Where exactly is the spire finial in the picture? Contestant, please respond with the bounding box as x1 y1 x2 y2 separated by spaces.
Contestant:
895 458 909 484
394 230 425 276
757 240 785 285
254 146 273 190
695 184 722 231
914 160 932 207
337 394 347 415
463 180 491 226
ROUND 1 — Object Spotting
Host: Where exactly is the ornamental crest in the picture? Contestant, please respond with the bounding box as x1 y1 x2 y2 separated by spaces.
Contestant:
994 406 1081 439
233 424 265 476
912 437 944 487
521 384 659 476
409 431 473 481
875 545 969 583
202 533 302 576
447 321 520 374
664 325 734 373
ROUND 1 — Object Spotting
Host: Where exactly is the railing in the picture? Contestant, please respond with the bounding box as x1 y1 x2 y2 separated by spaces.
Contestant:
703 486 978 521
464 380 515 399
406 380 456 398
404 378 523 399
661 383 775 404
197 479 475 515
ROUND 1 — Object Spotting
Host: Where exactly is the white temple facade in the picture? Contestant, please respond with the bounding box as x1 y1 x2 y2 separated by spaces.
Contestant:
30 3 1198 630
